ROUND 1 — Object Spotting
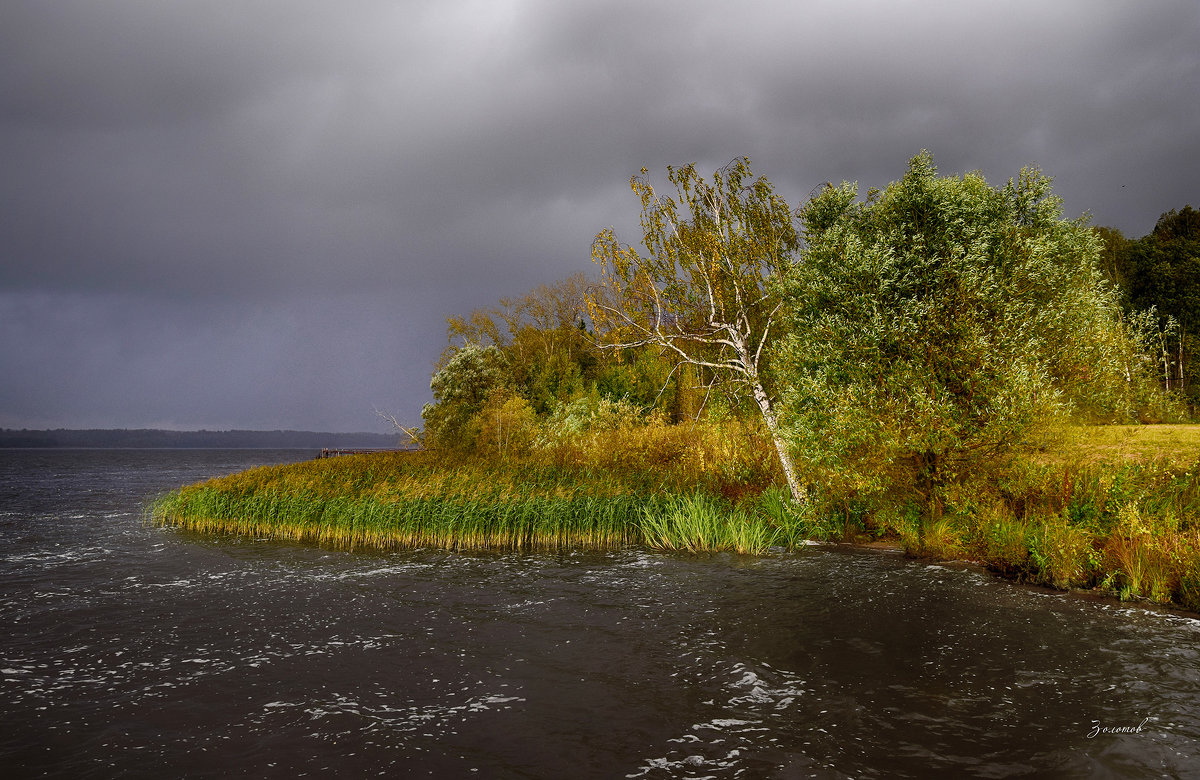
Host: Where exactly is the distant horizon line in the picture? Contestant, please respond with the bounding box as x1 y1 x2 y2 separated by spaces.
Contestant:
0 428 411 449
0 426 400 435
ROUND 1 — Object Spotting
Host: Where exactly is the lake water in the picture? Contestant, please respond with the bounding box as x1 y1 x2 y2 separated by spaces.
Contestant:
2 449 1198 778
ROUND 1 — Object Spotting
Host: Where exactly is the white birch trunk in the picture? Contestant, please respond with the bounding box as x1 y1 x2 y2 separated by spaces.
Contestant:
751 380 805 504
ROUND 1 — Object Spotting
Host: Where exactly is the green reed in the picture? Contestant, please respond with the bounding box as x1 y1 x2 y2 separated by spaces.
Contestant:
150 446 802 555
154 488 650 552
151 451 681 552
640 493 780 555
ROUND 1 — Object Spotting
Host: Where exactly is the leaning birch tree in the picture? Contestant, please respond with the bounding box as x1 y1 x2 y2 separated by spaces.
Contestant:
589 158 806 502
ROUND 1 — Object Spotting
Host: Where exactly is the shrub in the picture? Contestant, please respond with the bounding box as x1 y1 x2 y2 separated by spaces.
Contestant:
1176 532 1200 611
1026 512 1097 589
922 516 968 560
978 509 1030 577
539 394 644 438
1102 502 1181 602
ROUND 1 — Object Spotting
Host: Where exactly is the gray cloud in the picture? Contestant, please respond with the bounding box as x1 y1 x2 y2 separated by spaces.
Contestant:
0 288 447 430
1 0 1197 430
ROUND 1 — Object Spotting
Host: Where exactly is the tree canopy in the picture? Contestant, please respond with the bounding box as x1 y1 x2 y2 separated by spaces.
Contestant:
777 152 1135 509
1123 206 1199 408
420 343 510 450
409 152 1188 513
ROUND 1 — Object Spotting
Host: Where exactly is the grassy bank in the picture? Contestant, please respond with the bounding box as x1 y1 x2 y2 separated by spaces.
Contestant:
800 425 1200 611
151 423 1200 610
153 452 651 551
867 459 1200 605
150 428 796 554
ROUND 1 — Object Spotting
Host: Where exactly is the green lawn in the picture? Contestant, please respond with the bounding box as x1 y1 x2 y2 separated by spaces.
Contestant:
1055 424 1200 467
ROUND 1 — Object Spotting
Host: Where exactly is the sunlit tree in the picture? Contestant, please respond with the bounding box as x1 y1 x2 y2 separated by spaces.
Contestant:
590 158 806 501
421 343 510 450
778 152 1132 514
1124 206 1199 409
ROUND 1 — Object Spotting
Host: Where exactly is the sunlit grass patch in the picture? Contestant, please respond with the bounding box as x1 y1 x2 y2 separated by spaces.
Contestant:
150 423 797 555
640 493 778 555
154 489 648 552
1049 424 1200 468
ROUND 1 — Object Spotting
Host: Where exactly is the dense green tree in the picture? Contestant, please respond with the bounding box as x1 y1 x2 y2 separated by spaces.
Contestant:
435 272 686 416
777 152 1134 514
1150 205 1200 241
524 349 586 413
421 343 510 450
421 271 699 451
1124 206 1199 408
590 158 806 501
1093 225 1132 299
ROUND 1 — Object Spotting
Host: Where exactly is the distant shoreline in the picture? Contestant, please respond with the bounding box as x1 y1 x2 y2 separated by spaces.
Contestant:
0 428 407 450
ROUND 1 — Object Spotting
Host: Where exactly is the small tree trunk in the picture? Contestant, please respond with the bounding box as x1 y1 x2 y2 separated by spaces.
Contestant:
913 450 946 552
751 381 806 504
1164 341 1171 391
1178 336 1184 391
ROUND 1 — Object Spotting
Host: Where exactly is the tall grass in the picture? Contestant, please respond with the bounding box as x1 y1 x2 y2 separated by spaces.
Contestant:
640 493 779 554
150 437 791 554
151 452 663 552
806 432 1200 609
152 422 1200 610
153 487 648 551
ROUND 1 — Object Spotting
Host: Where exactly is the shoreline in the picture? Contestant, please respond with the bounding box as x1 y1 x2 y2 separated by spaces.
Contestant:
151 433 1200 615
827 537 1200 620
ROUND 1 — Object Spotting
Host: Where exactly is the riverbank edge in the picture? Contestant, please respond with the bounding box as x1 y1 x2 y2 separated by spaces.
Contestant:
150 435 1200 613
152 494 1200 617
831 538 1200 619
151 493 1200 619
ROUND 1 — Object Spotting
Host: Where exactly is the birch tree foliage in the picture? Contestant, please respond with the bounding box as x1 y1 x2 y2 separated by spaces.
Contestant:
778 152 1131 501
590 159 797 356
589 158 807 501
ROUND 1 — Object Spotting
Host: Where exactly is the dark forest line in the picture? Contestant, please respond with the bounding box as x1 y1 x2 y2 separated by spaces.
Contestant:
0 428 402 450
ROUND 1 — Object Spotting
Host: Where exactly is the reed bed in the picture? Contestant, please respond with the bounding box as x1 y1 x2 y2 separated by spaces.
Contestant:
154 487 649 551
640 493 784 555
150 450 755 553
151 424 1200 610
151 425 795 554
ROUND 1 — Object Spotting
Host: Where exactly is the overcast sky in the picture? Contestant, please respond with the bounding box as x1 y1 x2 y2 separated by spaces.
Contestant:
2 0 1197 432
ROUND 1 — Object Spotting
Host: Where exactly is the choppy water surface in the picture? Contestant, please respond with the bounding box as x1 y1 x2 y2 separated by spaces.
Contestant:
2 450 1198 778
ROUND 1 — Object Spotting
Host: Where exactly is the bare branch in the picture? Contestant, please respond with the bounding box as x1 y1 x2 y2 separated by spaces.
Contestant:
373 408 421 446
754 303 782 368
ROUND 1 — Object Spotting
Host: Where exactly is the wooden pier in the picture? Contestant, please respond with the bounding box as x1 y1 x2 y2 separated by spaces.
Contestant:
317 448 413 458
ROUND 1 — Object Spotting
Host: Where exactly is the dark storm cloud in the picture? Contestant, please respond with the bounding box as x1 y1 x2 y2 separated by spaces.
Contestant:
1 0 1197 429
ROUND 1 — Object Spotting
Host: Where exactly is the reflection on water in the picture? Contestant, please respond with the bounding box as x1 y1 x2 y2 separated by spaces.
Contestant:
1 450 1198 778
